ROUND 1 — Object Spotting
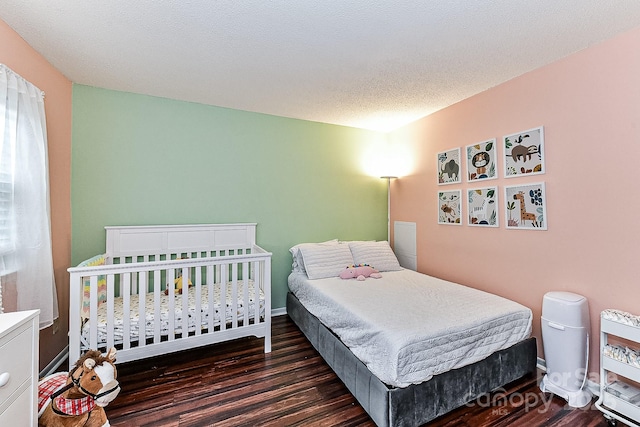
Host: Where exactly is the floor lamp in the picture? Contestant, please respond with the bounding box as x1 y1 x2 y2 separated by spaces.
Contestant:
380 175 397 242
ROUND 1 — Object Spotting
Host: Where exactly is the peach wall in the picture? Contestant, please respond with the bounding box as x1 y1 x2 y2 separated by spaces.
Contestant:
0 19 72 370
390 26 640 376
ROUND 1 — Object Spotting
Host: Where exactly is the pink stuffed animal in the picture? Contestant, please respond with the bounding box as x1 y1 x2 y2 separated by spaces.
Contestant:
339 264 382 281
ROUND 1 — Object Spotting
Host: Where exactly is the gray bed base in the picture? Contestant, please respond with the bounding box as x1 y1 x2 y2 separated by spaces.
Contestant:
286 292 537 427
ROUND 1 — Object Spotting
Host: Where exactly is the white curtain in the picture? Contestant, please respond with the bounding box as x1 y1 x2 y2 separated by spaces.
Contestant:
0 64 58 328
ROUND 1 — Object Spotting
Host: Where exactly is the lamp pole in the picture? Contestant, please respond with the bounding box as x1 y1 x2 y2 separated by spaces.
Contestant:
380 176 397 242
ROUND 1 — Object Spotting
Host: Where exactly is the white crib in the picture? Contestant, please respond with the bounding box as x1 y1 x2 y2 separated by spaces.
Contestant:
67 223 272 368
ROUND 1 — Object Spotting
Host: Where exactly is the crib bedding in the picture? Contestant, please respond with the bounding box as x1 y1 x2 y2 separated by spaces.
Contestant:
288 269 532 388
81 280 265 345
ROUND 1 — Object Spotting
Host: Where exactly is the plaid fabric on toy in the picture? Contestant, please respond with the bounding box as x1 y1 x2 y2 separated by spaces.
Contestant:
38 373 67 413
38 372 96 416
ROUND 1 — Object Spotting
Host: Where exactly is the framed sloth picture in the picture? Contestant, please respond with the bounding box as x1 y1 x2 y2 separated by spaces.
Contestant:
503 126 545 178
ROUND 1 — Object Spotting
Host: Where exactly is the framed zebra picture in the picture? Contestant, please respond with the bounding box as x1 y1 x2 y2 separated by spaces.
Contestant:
467 187 498 227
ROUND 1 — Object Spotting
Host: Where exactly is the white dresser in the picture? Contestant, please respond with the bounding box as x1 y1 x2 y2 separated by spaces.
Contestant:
0 310 39 426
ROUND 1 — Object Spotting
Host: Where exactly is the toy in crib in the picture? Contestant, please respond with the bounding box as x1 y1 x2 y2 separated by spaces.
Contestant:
164 257 193 295
339 264 382 281
38 347 120 427
164 275 193 295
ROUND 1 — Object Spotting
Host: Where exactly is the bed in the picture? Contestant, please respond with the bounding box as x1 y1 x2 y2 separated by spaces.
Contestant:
286 239 537 427
67 223 272 368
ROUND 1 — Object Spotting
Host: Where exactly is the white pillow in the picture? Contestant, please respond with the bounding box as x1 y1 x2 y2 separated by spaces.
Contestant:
299 243 355 280
289 240 338 273
348 240 402 272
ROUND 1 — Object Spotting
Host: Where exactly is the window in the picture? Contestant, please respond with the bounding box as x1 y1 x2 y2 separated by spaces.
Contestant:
0 64 57 327
0 105 14 265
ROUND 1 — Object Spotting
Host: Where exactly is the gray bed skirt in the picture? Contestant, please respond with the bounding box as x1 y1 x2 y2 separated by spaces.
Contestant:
286 292 537 427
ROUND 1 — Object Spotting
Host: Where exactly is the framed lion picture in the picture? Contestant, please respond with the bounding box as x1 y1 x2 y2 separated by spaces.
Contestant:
466 139 497 182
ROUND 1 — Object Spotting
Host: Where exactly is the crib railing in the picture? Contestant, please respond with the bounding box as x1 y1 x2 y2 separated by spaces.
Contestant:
68 245 271 366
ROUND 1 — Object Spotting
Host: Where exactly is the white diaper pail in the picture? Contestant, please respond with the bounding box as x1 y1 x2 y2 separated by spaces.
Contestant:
540 291 592 407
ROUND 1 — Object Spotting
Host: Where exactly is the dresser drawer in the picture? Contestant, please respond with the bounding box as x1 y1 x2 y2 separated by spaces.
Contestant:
0 324 34 404
0 381 32 423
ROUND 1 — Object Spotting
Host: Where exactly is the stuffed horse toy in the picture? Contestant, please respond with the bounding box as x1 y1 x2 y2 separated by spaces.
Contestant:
38 348 120 427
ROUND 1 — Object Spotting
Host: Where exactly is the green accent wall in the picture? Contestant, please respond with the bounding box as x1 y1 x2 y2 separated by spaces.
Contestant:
71 85 388 308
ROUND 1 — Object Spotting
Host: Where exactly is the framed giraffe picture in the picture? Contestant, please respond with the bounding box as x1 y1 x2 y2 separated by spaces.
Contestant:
504 182 547 230
503 126 545 178
438 190 462 225
467 186 498 227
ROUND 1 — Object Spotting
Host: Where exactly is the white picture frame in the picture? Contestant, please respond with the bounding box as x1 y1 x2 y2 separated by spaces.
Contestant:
437 148 462 185
467 186 498 227
503 126 545 178
438 190 462 225
466 139 497 182
504 182 547 230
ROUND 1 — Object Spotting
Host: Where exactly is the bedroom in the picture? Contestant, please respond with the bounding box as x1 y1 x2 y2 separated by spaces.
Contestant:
1 1 639 426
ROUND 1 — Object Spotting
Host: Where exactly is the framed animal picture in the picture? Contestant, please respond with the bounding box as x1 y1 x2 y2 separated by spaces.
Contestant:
466 139 497 182
438 190 462 225
504 182 547 230
503 126 545 178
467 186 498 227
437 148 462 185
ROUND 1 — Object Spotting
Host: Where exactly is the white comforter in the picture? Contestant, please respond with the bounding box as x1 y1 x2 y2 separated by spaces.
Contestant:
288 269 532 388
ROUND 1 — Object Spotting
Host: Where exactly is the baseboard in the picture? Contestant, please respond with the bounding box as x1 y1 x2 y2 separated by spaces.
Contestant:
272 307 287 317
536 356 600 397
39 344 69 377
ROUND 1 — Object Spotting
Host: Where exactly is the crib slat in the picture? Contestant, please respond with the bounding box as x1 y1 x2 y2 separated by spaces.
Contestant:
138 272 147 347
167 268 175 340
153 269 161 343
253 260 260 324
206 265 215 332
263 257 272 352
122 273 131 349
106 274 115 351
68 272 82 368
181 267 189 338
194 264 202 336
220 263 227 331
231 263 238 329
242 261 249 326
89 275 99 350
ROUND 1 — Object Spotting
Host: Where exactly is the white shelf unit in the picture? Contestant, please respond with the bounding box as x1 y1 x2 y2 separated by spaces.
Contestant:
596 312 640 427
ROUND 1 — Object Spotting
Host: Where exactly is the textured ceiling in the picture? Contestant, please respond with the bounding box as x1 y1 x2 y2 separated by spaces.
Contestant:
2 1 640 131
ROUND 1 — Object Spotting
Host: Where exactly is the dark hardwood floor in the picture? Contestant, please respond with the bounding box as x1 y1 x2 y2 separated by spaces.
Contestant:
104 315 615 426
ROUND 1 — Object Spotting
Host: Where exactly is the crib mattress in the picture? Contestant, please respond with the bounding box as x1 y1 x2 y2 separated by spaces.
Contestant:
81 281 265 346
288 269 532 388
